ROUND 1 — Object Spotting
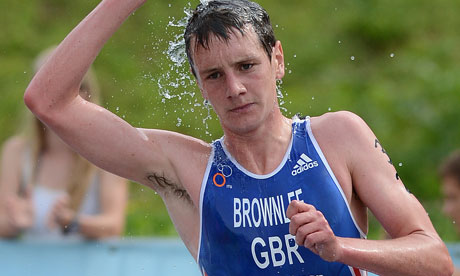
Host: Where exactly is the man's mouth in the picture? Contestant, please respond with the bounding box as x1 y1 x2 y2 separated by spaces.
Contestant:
229 103 254 113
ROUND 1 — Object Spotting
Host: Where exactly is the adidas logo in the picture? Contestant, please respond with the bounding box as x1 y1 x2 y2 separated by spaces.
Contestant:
291 153 319 176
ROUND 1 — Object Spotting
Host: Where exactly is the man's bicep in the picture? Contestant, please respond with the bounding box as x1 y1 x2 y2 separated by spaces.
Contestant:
349 123 436 238
370 186 436 238
48 98 174 185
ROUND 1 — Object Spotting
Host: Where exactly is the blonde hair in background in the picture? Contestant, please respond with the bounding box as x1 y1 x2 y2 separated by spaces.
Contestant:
23 45 102 212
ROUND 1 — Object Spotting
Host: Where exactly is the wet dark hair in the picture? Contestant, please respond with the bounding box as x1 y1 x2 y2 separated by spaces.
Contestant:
439 150 460 185
184 0 276 77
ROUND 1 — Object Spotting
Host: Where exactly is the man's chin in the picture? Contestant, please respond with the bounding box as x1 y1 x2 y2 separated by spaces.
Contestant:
222 119 261 136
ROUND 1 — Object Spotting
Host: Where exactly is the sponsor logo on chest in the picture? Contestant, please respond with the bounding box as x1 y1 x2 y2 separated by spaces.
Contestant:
291 153 319 176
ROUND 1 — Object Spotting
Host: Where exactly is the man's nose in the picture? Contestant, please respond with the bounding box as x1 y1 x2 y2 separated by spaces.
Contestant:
225 72 246 99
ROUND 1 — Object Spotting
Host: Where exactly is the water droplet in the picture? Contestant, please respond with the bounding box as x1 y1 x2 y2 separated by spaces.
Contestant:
115 107 120 112
390 53 395 58
338 40 342 44
293 54 297 58
350 56 355 61
311 96 315 100
398 162 403 167
328 107 332 111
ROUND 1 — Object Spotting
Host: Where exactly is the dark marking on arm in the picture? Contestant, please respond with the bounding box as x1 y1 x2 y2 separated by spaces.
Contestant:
375 139 393 165
375 139 400 180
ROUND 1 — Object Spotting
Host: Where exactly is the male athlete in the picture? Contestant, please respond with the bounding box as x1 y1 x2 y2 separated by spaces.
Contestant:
24 0 453 275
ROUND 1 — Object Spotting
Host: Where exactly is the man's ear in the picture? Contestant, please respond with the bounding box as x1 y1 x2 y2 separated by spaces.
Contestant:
273 40 285 80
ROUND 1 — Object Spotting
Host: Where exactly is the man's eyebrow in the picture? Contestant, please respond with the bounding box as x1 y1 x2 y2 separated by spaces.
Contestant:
198 55 260 75
199 67 220 76
234 55 258 64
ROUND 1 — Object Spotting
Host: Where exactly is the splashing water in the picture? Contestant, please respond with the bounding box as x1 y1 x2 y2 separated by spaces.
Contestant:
142 3 216 137
276 79 288 113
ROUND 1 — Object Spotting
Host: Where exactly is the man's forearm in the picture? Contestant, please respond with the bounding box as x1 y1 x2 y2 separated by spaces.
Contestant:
336 233 453 276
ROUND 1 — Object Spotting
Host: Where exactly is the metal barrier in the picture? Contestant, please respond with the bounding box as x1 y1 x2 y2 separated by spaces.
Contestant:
1 238 458 275
0 238 200 276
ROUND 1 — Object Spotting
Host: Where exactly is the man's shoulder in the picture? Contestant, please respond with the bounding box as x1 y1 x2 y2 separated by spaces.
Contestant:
311 111 370 141
310 111 379 172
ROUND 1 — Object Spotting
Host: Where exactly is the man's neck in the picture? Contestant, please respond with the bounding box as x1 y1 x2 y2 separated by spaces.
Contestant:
222 114 292 175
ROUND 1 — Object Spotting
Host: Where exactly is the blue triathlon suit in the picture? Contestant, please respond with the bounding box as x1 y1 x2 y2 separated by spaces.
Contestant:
197 119 368 276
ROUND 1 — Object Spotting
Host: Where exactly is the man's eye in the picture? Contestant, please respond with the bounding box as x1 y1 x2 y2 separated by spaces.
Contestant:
241 64 253 70
208 72 220 79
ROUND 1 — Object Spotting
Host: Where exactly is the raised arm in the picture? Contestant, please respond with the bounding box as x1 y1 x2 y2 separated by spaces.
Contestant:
23 0 207 194
290 111 453 276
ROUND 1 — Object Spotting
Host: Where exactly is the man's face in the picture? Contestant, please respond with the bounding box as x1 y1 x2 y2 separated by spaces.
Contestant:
441 176 460 232
191 26 284 135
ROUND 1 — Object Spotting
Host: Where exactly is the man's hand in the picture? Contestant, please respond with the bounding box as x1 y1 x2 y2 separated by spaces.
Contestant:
286 200 342 262
4 187 34 231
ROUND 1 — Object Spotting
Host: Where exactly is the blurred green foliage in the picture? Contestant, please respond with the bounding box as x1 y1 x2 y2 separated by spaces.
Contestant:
1 0 459 240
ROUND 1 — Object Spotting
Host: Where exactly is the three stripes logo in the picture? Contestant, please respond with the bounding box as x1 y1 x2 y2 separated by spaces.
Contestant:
291 153 319 176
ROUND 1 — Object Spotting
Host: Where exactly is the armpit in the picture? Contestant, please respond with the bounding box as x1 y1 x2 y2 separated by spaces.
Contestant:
146 172 192 204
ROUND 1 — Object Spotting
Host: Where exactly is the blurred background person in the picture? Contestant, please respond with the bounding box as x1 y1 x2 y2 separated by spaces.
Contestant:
0 47 127 240
439 149 460 276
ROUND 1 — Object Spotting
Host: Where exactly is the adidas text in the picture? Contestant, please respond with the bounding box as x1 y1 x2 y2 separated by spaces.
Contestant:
291 161 318 176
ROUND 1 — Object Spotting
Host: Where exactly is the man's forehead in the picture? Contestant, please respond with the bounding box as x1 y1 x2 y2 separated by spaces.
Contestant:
191 25 259 55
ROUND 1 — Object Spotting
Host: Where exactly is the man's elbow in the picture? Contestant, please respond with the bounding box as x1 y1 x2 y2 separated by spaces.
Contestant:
441 254 454 276
24 84 46 118
24 84 60 125
434 240 454 276
24 86 37 112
